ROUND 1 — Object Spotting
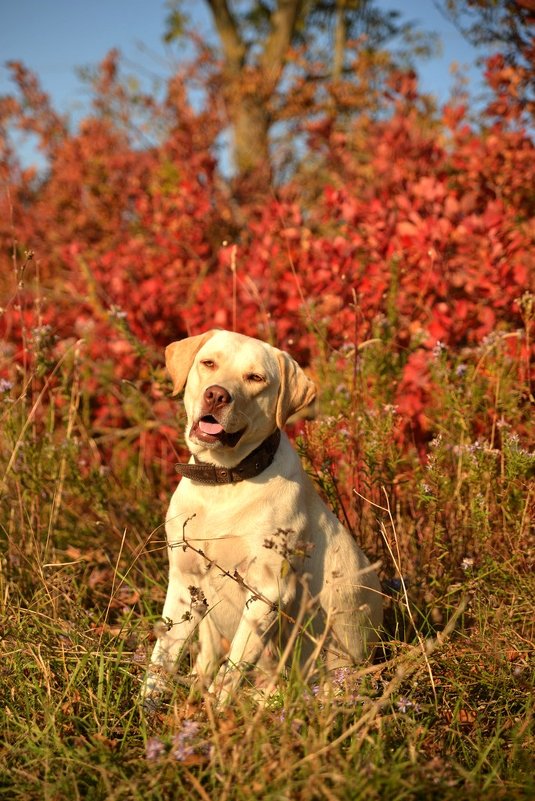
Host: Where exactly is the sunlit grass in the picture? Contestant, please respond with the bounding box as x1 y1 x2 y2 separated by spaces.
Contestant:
1 294 533 800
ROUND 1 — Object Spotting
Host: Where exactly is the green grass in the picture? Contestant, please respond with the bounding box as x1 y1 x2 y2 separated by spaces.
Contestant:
0 317 533 800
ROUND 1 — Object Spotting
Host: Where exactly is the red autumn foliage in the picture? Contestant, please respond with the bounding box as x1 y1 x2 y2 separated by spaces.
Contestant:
0 49 533 468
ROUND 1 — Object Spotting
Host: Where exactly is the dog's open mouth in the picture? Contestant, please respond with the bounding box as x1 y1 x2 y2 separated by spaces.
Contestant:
191 416 245 448
198 416 224 437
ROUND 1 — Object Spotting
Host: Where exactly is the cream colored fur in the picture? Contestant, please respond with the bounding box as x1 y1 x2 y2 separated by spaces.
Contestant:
143 330 382 706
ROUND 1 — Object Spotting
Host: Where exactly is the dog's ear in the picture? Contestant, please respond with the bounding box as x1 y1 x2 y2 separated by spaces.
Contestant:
275 351 317 429
165 331 217 395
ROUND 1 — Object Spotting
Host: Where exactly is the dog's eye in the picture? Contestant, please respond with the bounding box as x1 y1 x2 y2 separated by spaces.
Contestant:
246 373 265 383
200 359 215 369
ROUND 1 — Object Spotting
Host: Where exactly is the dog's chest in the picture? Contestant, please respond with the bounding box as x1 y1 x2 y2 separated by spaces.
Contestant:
165 469 306 590
168 531 254 579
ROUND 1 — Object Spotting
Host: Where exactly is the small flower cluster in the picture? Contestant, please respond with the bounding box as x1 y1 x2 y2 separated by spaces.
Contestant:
0 378 14 393
108 305 128 320
146 719 212 763
432 341 447 359
145 737 166 760
395 697 421 714
31 324 57 351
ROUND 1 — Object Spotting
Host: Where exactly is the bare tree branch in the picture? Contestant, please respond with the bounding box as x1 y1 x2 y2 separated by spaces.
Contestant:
332 0 348 81
206 0 247 72
260 0 304 83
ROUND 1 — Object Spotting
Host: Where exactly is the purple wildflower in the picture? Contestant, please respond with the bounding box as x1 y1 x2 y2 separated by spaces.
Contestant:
395 697 421 714
145 737 166 760
171 720 211 763
332 667 351 686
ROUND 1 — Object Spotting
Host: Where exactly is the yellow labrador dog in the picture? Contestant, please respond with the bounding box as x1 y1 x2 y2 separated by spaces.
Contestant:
143 330 382 706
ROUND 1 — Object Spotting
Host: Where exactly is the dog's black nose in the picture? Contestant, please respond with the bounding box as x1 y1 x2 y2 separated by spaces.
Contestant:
203 385 232 410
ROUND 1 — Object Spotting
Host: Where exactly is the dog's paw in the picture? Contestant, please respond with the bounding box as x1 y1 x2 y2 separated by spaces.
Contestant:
208 665 240 706
140 667 200 712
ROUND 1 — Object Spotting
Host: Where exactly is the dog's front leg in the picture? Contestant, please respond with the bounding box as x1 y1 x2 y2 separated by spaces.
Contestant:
208 593 280 705
141 572 203 709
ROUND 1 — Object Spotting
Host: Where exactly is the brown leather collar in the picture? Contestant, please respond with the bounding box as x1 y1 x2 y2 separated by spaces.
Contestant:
175 429 281 485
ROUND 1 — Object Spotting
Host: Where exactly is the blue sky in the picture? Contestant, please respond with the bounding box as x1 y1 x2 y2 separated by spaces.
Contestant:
1 0 484 166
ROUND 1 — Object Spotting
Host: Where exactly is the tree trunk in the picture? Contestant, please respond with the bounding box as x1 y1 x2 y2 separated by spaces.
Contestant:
332 0 348 81
206 0 303 191
231 95 271 184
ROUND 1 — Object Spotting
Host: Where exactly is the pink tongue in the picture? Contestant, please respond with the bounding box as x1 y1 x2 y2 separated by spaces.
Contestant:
199 419 224 435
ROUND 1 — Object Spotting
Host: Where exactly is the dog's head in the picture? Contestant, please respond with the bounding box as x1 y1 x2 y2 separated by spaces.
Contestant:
165 330 316 465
